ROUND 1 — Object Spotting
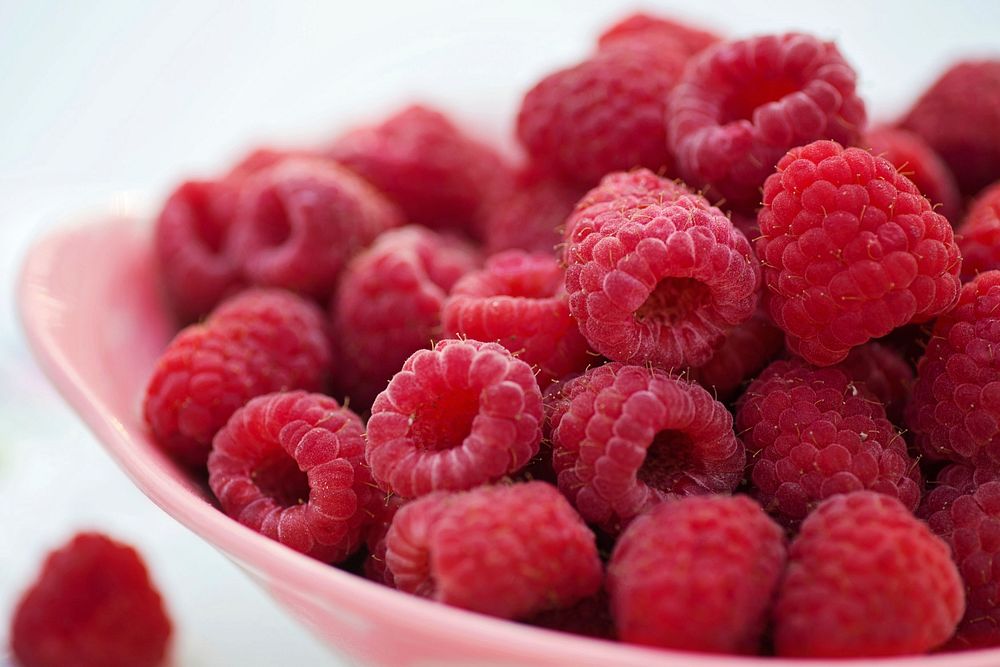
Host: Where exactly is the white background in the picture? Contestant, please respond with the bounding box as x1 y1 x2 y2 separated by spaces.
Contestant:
1 1 999 665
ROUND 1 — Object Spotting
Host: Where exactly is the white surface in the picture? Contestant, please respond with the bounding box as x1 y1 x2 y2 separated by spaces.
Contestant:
1 1 999 665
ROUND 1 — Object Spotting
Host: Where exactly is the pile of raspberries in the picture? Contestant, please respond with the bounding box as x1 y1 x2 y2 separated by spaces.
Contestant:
21 12 998 666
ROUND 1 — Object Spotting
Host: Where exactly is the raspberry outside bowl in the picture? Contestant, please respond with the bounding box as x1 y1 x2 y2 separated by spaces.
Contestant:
17 211 1000 667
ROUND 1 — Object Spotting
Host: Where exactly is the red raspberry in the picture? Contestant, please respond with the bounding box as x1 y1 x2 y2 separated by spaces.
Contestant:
143 288 331 468
900 60 1000 196
327 104 509 237
735 358 921 526
527 590 614 640
332 226 480 409
362 493 406 586
906 271 1000 467
837 341 914 425
547 363 744 533
442 250 592 388
208 391 374 562
153 179 244 323
229 158 403 300
608 496 786 653
757 140 962 366
957 181 1000 281
11 533 172 667
225 146 324 180
596 12 719 59
564 169 760 369
365 339 543 498
384 482 602 619
774 491 964 657
668 33 866 211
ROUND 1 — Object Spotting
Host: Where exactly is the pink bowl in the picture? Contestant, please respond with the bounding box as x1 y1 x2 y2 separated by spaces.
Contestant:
16 212 1000 667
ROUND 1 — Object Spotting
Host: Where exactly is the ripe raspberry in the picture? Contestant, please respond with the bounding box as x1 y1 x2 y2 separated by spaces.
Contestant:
906 271 1000 467
226 146 324 180
365 339 543 498
863 125 962 224
596 12 719 59
547 363 744 533
442 250 592 388
757 140 962 366
143 288 331 468
608 496 786 653
899 60 1000 196
384 482 602 619
735 358 921 526
153 179 244 323
362 493 406 586
564 169 760 369
327 104 509 237
837 341 914 425
332 226 480 409
957 181 1000 281
228 158 403 300
516 47 684 187
668 33 866 211
526 590 614 640
774 491 964 657
209 391 375 562
11 533 171 667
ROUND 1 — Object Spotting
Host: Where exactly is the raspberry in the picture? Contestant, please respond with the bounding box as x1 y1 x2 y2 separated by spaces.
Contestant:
757 140 962 366
226 146 324 180
365 339 543 498
228 158 402 300
526 590 614 640
564 169 760 369
11 533 171 667
516 47 684 187
837 341 914 425
735 358 921 526
900 60 1000 196
547 363 744 533
596 12 719 59
332 226 480 409
143 288 331 468
774 491 964 657
906 271 1000 467
327 104 509 237
383 482 602 619
957 181 1000 281
608 496 786 653
153 179 244 323
442 250 592 388
362 493 406 586
863 125 962 224
668 33 866 211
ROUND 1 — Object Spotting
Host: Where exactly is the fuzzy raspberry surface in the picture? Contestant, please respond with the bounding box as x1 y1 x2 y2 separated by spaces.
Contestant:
547 362 744 533
596 12 719 59
668 33 866 211
757 140 961 366
11 533 172 667
774 491 964 657
837 341 914 425
365 339 543 498
608 495 786 653
384 482 602 619
957 181 1000 281
143 288 332 469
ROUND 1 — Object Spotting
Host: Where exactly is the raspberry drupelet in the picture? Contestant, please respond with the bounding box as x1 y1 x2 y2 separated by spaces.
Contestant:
957 181 1000 281
757 140 961 366
546 362 744 533
365 339 543 498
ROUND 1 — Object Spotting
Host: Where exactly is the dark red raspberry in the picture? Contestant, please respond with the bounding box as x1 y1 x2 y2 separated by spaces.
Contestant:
668 33 866 211
957 181 1000 281
774 491 964 657
516 47 684 187
362 493 406 586
143 288 331 468
596 12 719 59
757 140 962 366
526 590 614 640
228 158 402 300
208 391 374 562
332 226 480 409
735 358 921 526
863 125 962 224
564 169 760 369
365 339 543 498
906 271 1000 467
608 496 786 653
327 104 509 237
11 533 172 667
547 363 744 533
900 60 1000 196
384 482 602 619
442 250 592 388
837 341 914 425
153 179 244 323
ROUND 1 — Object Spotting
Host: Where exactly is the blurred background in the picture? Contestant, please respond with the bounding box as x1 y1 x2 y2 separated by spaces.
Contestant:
2 1 999 664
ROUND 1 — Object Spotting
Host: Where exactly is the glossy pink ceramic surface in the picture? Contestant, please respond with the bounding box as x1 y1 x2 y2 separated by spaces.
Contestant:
17 214 1000 667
